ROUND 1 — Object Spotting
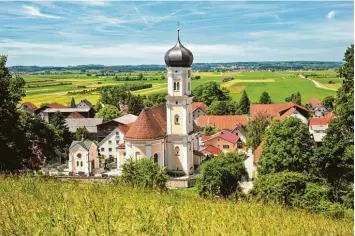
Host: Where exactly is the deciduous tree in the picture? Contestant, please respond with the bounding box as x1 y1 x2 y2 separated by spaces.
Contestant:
192 81 230 106
246 112 271 151
95 104 121 121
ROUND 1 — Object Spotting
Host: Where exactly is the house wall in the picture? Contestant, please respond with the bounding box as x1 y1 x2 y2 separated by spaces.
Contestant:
290 111 308 125
204 138 237 153
193 108 207 120
69 147 89 174
125 139 165 167
89 144 99 169
99 131 124 159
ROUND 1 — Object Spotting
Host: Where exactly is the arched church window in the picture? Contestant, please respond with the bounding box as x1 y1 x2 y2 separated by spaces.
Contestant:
153 153 158 163
188 82 190 91
176 82 180 91
80 161 83 167
174 114 179 124
175 146 180 156
173 82 176 91
76 161 79 167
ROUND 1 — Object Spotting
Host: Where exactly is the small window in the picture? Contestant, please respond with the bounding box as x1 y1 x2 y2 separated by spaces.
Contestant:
109 148 112 152
77 153 82 158
108 140 112 145
223 145 230 149
174 114 179 124
80 161 83 167
173 82 176 91
76 161 79 167
175 146 180 156
116 140 119 145
100 148 104 152
153 153 158 163
123 152 126 156
188 82 190 91
177 82 180 91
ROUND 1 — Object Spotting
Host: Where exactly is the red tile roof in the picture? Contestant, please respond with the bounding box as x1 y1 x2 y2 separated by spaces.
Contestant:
118 123 132 134
200 145 222 155
124 105 166 141
307 98 322 107
47 103 67 108
254 142 264 163
205 130 239 144
21 102 38 111
250 102 308 119
309 112 335 126
197 115 248 130
192 102 208 113
67 112 85 119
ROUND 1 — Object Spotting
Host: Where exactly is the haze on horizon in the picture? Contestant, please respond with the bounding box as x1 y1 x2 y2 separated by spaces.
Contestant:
0 1 353 66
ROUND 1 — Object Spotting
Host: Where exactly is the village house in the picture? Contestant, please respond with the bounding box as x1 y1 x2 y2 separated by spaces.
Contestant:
250 102 309 124
76 99 93 109
96 114 137 142
41 107 96 122
192 102 208 120
306 98 329 117
65 118 104 140
308 112 335 143
18 101 38 114
68 139 99 175
201 130 241 156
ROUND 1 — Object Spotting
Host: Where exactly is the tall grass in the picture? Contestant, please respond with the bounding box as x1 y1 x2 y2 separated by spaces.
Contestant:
0 175 353 235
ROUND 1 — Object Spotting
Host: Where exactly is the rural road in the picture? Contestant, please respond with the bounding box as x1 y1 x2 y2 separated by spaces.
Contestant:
298 74 337 91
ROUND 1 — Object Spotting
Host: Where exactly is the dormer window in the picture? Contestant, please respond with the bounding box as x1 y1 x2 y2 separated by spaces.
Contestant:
174 114 180 124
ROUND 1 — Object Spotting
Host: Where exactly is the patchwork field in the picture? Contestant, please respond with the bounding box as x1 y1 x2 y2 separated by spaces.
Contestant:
19 70 341 107
0 176 352 235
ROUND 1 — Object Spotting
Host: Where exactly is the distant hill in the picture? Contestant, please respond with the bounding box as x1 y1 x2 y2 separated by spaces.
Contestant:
9 61 343 73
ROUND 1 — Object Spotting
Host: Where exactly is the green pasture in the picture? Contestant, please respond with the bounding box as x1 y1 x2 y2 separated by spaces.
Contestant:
20 70 341 107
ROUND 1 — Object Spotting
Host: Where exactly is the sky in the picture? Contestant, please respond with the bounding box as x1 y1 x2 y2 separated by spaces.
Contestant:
0 1 354 66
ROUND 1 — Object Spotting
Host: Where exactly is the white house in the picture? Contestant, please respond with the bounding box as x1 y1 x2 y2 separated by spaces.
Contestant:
192 102 208 121
68 140 99 175
98 127 125 161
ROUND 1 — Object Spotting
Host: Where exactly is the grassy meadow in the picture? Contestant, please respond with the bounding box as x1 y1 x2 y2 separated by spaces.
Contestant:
0 176 353 235
19 70 341 107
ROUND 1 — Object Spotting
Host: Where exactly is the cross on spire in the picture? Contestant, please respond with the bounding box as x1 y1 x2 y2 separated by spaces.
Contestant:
177 21 180 41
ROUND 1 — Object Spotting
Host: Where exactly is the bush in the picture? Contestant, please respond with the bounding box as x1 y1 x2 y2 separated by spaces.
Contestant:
119 158 167 190
251 172 308 206
197 152 248 199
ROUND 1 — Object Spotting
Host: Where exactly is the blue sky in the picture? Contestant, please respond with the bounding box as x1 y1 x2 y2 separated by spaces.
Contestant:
0 1 353 66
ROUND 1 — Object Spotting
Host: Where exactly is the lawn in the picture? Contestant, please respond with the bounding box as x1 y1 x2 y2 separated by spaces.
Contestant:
0 176 353 235
20 70 341 106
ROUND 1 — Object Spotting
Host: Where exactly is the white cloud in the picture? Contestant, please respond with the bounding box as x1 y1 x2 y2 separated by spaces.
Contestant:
327 10 335 20
23 6 60 19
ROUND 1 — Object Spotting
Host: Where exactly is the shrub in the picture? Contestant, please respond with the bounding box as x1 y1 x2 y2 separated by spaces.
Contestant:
119 158 167 190
197 152 248 199
251 172 308 206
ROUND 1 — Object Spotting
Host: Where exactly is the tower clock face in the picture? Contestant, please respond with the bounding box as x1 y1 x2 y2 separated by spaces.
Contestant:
188 70 191 78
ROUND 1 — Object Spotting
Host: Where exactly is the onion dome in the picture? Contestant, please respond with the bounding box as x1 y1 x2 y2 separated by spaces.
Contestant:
164 27 193 67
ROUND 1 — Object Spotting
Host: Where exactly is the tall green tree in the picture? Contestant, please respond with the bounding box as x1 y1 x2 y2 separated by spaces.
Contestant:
50 111 72 157
311 45 354 202
95 104 121 121
322 96 335 111
258 117 313 175
192 81 230 106
238 91 250 114
128 95 145 116
246 112 271 151
207 100 237 115
285 91 302 105
69 97 76 108
259 91 272 104
75 127 90 141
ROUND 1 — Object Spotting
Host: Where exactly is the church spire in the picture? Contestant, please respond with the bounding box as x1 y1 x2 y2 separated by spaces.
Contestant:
177 21 180 43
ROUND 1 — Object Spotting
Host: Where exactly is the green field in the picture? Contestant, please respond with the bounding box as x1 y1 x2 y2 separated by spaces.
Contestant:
0 176 352 235
20 70 342 106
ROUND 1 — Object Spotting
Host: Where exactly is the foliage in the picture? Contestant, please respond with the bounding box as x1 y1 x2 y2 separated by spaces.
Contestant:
258 117 313 175
119 158 167 190
128 95 145 116
94 99 102 112
197 152 248 198
143 93 167 107
259 91 272 104
285 91 301 105
49 111 72 159
246 111 271 151
69 97 76 108
207 100 237 115
75 127 89 141
238 91 250 114
322 96 335 111
312 45 354 202
200 126 220 136
95 104 121 121
192 81 230 106
0 176 352 235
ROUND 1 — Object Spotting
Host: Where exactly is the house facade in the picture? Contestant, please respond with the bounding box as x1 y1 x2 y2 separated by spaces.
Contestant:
192 102 208 120
68 140 99 175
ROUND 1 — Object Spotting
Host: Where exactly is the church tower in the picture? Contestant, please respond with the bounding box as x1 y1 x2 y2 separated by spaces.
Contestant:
164 26 195 175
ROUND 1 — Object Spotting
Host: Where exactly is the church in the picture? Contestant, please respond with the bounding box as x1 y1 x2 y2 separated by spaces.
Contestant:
117 27 201 175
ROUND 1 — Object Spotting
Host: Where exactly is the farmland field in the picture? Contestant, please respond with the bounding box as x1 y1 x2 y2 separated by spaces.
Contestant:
19 70 342 107
0 176 353 235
